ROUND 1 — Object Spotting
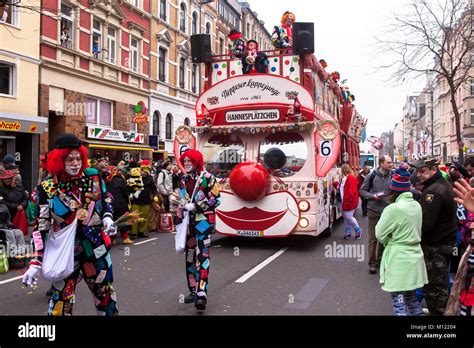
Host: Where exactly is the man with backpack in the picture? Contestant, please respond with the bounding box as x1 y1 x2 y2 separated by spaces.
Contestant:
157 161 173 212
359 156 394 274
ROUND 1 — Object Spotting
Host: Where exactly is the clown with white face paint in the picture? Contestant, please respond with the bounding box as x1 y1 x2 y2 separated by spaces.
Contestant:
176 149 221 311
23 133 118 316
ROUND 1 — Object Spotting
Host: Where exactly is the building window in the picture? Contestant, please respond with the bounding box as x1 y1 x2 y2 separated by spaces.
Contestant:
60 3 74 49
246 23 250 38
471 109 474 126
158 47 167 82
130 37 139 72
159 0 167 21
1 0 19 26
179 2 186 33
130 106 138 132
184 117 190 126
165 113 173 140
192 12 198 35
191 64 198 93
471 80 474 96
128 0 139 8
92 18 102 59
206 22 211 35
86 97 112 127
107 27 116 64
153 111 160 137
179 58 186 89
0 62 15 96
219 38 224 55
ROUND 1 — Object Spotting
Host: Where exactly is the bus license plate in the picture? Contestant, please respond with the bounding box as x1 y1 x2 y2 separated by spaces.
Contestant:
236 230 263 237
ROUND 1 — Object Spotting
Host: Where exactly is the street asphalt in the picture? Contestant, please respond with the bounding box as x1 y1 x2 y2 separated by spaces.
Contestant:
0 209 392 315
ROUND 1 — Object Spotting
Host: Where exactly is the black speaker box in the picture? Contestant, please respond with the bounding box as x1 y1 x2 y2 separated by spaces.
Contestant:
191 34 212 63
293 22 314 54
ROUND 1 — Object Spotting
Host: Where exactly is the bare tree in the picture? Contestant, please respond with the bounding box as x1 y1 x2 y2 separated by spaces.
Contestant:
376 0 473 163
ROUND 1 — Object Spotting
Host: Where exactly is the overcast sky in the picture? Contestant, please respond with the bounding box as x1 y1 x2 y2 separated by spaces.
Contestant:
245 0 426 151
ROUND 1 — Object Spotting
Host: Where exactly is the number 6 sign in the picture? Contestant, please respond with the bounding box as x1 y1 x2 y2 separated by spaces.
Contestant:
315 120 341 177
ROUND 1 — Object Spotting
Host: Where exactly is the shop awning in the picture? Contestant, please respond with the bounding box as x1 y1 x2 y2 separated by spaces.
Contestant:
85 141 154 152
0 112 48 134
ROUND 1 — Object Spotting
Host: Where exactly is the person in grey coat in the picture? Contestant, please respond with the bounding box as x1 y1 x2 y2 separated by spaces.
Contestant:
157 161 173 212
359 155 394 274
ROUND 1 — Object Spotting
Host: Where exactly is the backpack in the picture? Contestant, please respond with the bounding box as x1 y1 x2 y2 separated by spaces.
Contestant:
368 171 377 192
368 170 393 193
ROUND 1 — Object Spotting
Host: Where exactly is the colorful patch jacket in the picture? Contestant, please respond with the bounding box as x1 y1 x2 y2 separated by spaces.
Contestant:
177 171 221 234
30 168 113 267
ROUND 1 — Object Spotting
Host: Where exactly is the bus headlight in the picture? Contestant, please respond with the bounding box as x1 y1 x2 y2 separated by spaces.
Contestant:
298 200 310 212
299 218 309 228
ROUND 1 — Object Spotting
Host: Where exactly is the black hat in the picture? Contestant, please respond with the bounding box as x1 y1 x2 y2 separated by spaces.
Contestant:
54 133 82 149
229 29 240 36
410 157 437 169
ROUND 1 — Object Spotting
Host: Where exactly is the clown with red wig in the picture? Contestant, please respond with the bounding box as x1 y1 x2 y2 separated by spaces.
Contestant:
23 133 118 316
176 149 221 311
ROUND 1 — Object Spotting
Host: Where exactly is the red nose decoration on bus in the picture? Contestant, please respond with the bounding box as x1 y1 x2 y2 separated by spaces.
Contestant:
229 162 270 202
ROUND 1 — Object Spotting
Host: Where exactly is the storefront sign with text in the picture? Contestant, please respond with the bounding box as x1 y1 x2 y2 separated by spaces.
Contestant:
86 126 145 144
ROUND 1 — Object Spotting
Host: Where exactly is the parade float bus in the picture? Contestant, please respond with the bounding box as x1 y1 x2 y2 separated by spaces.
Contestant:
185 46 366 238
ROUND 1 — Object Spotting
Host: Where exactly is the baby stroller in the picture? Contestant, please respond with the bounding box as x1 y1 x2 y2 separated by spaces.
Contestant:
0 199 30 269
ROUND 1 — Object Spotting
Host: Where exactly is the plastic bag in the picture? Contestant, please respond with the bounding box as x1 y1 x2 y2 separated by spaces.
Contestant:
12 209 28 236
159 213 174 233
41 219 77 282
175 211 189 255
0 252 8 274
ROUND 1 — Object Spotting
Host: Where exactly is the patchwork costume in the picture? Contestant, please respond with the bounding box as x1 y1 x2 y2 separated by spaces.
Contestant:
177 149 221 309
180 171 221 301
24 134 118 316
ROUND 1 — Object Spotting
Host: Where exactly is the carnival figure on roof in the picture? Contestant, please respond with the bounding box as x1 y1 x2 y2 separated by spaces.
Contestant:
23 133 118 316
242 39 269 74
227 29 245 58
271 11 295 49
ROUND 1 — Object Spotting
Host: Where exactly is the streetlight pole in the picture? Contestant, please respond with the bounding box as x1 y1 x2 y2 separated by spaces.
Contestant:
430 89 434 157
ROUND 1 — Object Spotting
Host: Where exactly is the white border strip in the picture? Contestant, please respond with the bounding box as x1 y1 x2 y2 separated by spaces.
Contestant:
235 248 288 283
0 275 23 285
133 237 159 246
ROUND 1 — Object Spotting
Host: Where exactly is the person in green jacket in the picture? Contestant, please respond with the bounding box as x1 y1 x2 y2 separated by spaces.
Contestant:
376 164 428 316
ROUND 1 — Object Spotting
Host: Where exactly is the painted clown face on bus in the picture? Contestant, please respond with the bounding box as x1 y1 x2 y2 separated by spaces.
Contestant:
176 126 193 144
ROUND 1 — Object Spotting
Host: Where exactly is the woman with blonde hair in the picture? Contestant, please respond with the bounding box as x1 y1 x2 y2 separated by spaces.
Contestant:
338 164 363 239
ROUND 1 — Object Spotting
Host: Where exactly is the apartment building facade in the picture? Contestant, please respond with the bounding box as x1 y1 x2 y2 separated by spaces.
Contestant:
149 0 217 161
39 0 153 164
0 0 47 191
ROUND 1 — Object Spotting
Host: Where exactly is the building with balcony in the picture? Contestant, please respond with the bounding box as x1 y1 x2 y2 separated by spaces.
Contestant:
0 0 47 191
39 0 153 164
149 0 217 161
238 1 271 51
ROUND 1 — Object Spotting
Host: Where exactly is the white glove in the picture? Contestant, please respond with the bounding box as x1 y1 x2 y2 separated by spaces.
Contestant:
184 203 196 212
103 216 117 236
22 265 41 288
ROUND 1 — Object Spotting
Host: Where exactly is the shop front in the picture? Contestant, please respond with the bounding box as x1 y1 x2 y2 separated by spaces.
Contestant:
0 112 48 191
84 126 153 164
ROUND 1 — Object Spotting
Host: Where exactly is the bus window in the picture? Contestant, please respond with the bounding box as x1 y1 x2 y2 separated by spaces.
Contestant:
259 132 307 178
203 134 245 179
